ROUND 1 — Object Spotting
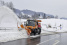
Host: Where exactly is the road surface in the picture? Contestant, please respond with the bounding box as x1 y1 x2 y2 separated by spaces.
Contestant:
0 33 67 45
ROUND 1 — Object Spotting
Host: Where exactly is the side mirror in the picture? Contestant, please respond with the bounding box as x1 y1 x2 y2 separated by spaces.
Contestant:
24 22 26 26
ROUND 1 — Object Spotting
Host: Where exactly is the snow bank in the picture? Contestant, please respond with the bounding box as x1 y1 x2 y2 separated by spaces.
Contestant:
0 6 20 28
0 29 28 42
0 6 28 42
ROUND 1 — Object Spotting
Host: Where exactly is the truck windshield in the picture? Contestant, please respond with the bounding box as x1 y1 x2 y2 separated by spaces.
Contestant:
26 20 35 26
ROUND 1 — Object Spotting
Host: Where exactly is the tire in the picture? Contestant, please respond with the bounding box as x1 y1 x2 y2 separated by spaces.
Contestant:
30 29 33 36
33 29 36 35
30 29 34 35
38 28 41 35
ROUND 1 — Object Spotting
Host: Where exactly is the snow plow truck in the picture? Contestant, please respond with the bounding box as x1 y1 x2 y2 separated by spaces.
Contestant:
19 19 41 35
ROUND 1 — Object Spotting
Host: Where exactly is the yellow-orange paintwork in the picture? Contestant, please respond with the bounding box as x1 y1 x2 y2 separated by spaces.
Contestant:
20 20 41 35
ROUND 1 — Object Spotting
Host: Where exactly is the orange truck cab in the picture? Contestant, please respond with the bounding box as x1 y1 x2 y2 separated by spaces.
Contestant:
24 20 41 35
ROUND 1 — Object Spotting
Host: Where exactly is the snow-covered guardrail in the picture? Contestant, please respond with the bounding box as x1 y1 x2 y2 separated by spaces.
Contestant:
42 24 60 29
0 27 17 30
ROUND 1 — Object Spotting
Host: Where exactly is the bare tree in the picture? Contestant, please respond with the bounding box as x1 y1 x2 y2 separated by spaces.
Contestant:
32 13 40 19
2 1 5 5
43 13 46 19
55 15 58 19
8 2 14 10
0 0 5 6
6 2 9 7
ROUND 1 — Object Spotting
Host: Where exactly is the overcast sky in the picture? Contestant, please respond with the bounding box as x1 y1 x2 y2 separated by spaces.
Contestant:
3 0 67 18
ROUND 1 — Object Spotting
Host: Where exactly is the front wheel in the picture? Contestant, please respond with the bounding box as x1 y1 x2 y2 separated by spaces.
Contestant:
33 29 36 35
38 28 41 35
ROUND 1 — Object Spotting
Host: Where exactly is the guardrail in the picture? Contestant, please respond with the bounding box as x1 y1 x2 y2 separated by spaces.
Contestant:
42 24 59 29
0 27 17 30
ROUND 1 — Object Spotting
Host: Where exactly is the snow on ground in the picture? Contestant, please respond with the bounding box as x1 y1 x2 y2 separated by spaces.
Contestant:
39 19 67 33
0 29 28 42
21 19 67 33
0 6 67 42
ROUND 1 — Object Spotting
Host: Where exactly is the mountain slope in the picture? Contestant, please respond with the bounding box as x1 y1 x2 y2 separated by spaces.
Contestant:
21 9 54 18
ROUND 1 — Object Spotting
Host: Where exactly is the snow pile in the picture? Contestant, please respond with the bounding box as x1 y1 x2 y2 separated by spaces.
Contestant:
0 6 28 42
0 6 20 28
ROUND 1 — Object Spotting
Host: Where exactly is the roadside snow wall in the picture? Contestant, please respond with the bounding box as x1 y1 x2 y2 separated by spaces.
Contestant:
0 6 20 28
0 6 28 42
